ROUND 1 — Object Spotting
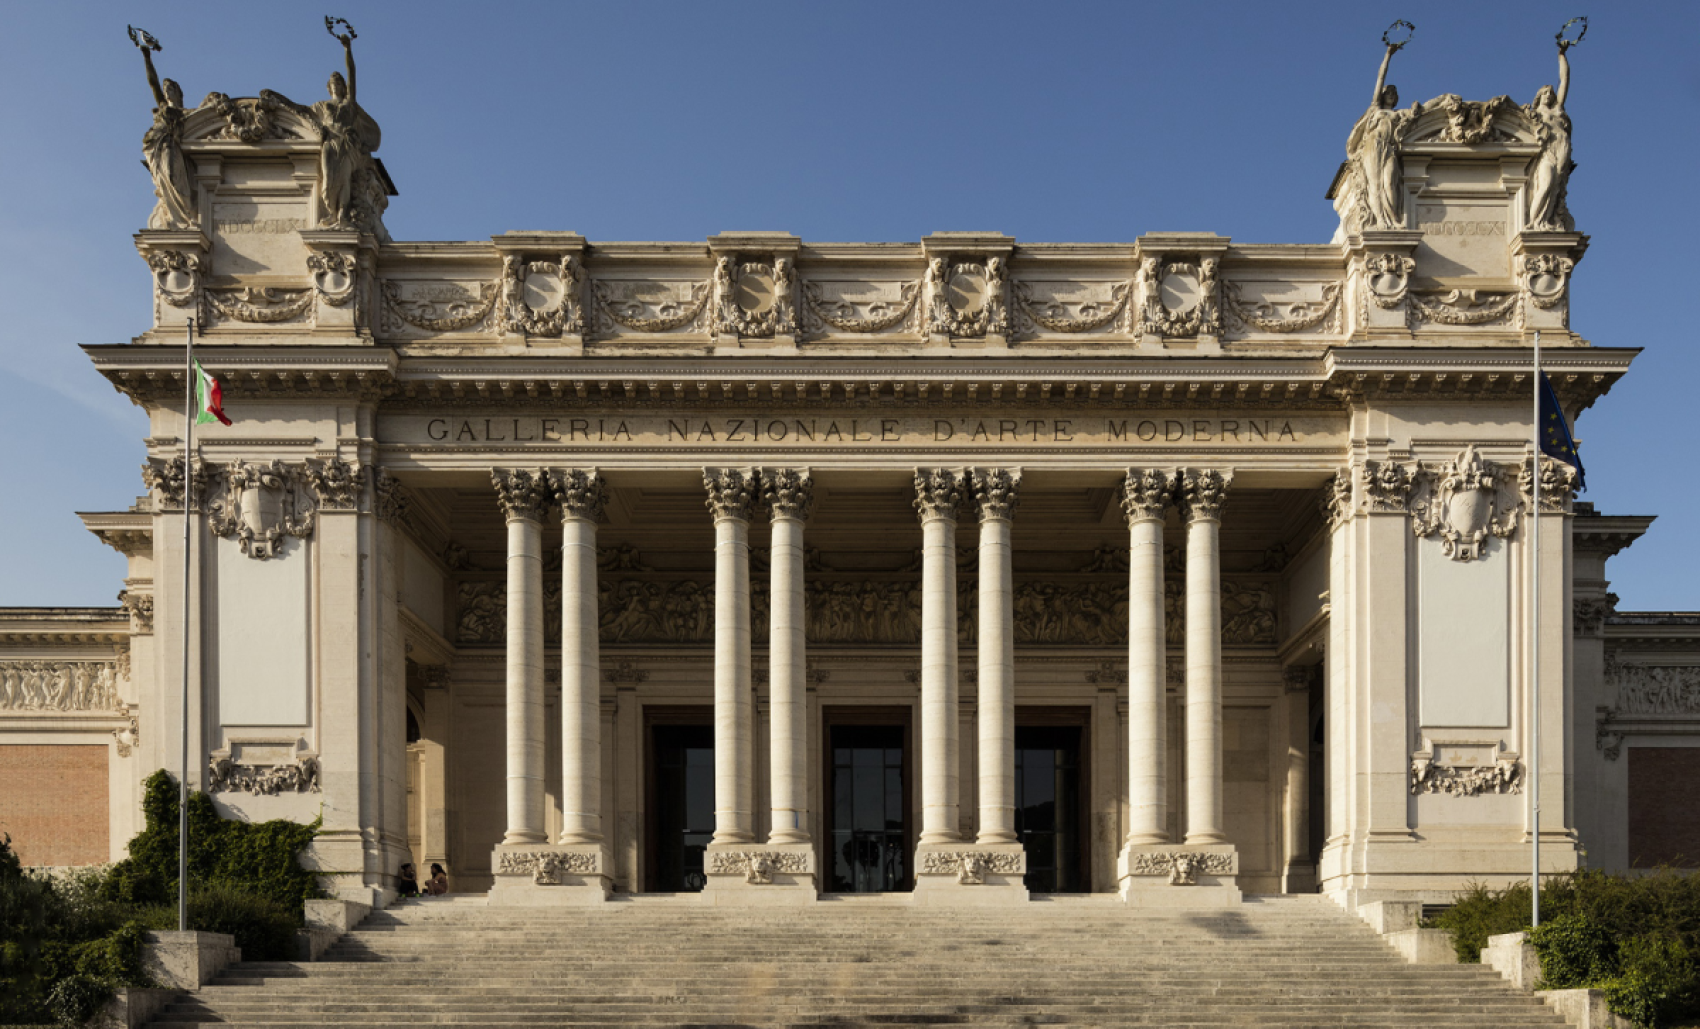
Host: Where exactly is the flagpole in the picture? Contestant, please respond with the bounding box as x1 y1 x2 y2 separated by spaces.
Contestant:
1531 329 1542 929
179 317 195 934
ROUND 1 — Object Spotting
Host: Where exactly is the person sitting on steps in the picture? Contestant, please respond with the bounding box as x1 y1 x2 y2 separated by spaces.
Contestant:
396 862 420 898
425 863 449 896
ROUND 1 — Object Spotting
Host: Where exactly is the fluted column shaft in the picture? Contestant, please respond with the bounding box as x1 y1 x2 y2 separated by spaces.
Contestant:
706 469 758 846
1182 468 1232 846
556 469 608 845
915 469 967 846
1123 469 1177 846
764 469 813 845
972 468 1020 845
494 469 552 846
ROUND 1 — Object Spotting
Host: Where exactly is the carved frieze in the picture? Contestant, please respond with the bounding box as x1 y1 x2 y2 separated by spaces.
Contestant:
207 753 320 795
918 850 1024 885
1410 445 1519 561
204 286 314 325
1138 257 1221 339
1126 851 1236 885
502 254 585 337
1012 279 1132 335
0 661 122 712
1611 661 1700 717
1224 280 1343 334
496 850 599 884
707 850 809 884
380 280 499 333
1408 288 1520 329
1408 755 1522 796
592 278 712 335
207 460 315 559
801 278 922 335
304 456 365 511
925 258 1009 338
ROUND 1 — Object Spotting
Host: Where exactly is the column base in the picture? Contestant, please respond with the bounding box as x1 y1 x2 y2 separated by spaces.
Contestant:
488 843 612 905
1117 843 1241 908
702 843 818 904
913 843 1028 905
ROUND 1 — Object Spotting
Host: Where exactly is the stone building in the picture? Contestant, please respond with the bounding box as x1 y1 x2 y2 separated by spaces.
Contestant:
1 36 1695 911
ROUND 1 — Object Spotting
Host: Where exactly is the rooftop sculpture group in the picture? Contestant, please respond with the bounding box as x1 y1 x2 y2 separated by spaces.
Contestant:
1338 18 1582 235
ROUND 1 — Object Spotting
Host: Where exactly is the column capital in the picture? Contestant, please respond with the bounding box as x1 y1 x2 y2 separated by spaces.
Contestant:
1361 460 1417 514
1121 468 1178 525
551 468 607 522
1179 468 1233 524
374 469 412 528
703 467 759 522
913 467 968 523
492 468 553 524
969 467 1021 522
759 467 815 521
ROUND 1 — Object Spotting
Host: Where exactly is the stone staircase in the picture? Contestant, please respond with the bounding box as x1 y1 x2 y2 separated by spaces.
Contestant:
148 894 1569 1028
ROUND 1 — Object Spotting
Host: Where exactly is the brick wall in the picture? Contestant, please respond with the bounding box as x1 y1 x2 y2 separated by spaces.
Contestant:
1629 746 1700 869
0 744 109 866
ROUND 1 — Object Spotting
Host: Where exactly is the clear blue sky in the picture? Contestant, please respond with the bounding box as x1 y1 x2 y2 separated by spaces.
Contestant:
1 0 1695 609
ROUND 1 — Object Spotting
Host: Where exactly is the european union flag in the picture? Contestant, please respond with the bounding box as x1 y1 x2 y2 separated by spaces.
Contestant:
1538 372 1586 491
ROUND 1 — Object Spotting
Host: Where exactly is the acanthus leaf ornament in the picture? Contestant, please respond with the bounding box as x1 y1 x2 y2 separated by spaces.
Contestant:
759 468 814 522
119 590 155 634
207 460 316 560
491 468 553 524
913 468 968 522
1521 456 1578 514
1179 468 1232 523
1121 468 1178 525
1410 445 1519 562
142 455 213 512
551 468 607 522
970 468 1021 522
1360 460 1417 513
1573 593 1617 637
304 456 365 511
374 469 411 528
703 468 759 522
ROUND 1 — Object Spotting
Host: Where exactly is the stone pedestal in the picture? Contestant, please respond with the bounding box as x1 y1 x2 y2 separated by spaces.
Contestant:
701 843 818 905
488 843 612 905
912 843 1028 905
1116 844 1241 908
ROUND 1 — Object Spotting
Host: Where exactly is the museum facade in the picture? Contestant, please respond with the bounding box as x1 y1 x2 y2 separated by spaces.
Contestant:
2 51 1696 910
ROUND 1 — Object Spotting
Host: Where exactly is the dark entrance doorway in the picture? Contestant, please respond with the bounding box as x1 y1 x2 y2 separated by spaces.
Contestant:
647 720 713 892
1015 721 1088 893
824 709 911 893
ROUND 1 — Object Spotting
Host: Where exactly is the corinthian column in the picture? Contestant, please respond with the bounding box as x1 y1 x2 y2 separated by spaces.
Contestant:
971 468 1020 846
493 468 553 845
554 469 607 845
1181 468 1232 846
914 468 968 846
1122 468 1177 846
705 468 759 846
762 468 813 845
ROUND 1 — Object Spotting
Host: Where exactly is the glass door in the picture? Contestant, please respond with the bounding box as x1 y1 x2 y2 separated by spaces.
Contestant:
1015 724 1085 893
828 724 908 892
649 723 714 892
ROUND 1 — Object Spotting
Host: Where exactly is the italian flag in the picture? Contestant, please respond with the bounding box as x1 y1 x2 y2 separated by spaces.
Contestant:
194 360 232 426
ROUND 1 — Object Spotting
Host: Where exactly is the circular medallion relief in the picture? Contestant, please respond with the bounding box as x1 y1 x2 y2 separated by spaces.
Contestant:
735 267 775 313
159 269 196 294
1371 270 1406 296
947 266 988 314
1160 267 1201 313
1527 272 1563 298
523 266 563 312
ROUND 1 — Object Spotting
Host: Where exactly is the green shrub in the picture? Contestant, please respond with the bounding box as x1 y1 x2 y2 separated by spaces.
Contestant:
136 884 300 961
0 834 56 1022
1426 870 1700 1028
47 972 110 1028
